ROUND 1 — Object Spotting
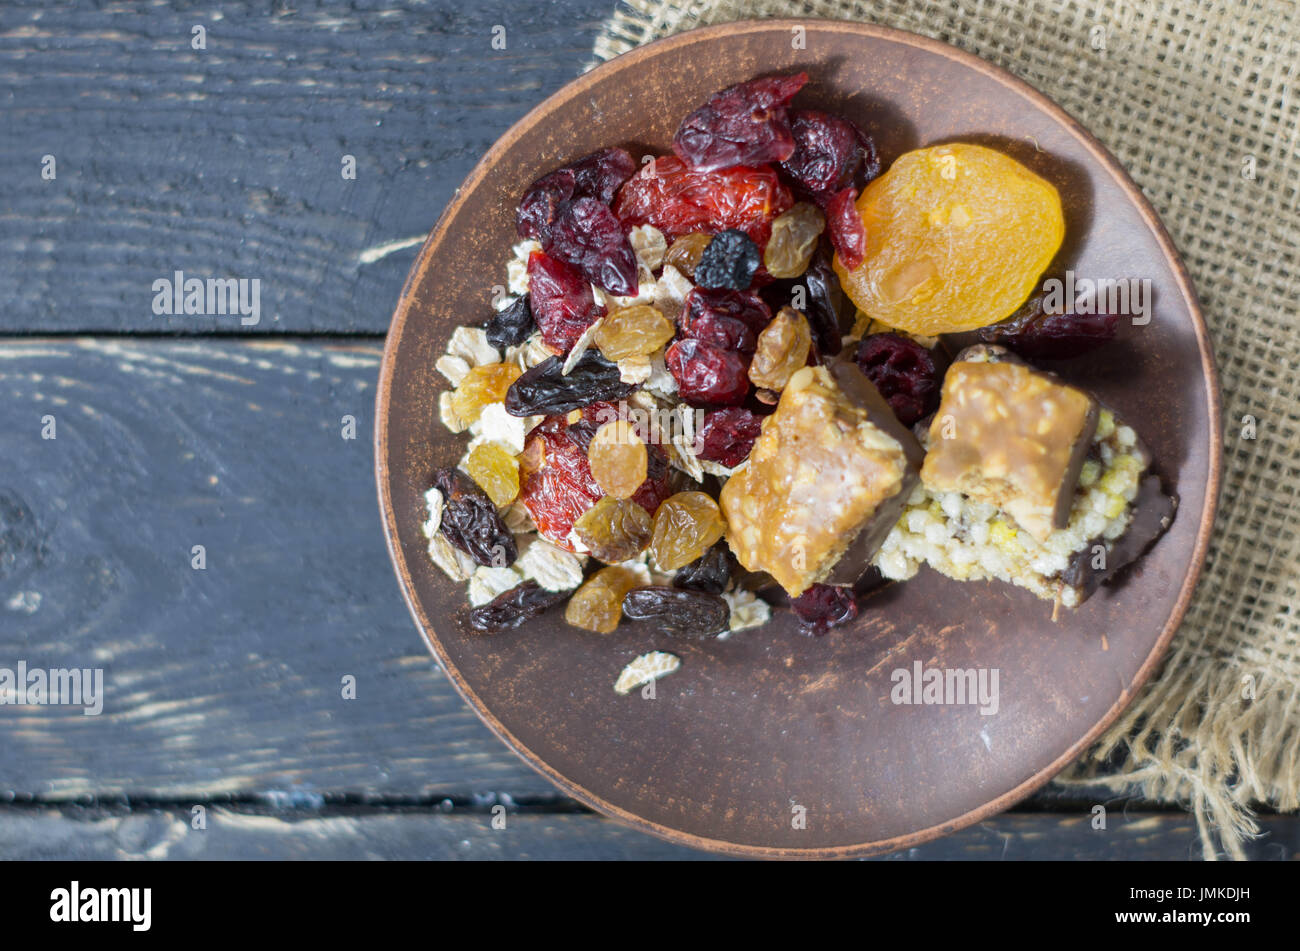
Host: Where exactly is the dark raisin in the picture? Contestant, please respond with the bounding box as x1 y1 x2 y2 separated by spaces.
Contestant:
469 580 570 633
790 583 858 634
780 110 880 201
694 229 761 290
825 187 866 271
622 585 731 637
853 333 941 426
504 351 635 417
673 541 737 595
976 290 1119 359
762 246 848 356
665 338 751 407
672 73 807 172
696 406 763 467
432 467 518 568
485 294 536 350
543 197 639 297
517 147 636 240
526 250 605 353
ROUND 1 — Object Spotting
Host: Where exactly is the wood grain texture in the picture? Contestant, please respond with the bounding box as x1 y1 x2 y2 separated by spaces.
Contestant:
0 0 610 334
0 337 559 798
2 805 1295 860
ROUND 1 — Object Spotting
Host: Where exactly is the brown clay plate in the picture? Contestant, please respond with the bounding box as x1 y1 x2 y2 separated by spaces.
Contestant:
376 20 1220 858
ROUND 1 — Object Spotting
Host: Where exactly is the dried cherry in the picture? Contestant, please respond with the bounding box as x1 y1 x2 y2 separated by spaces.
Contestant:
665 338 751 407
469 580 569 633
695 406 763 467
672 73 807 172
790 583 859 634
976 290 1119 359
825 187 866 271
613 156 793 247
504 350 634 418
544 197 639 297
622 586 731 637
431 467 518 567
779 110 880 201
526 250 605 353
517 147 636 240
853 333 941 426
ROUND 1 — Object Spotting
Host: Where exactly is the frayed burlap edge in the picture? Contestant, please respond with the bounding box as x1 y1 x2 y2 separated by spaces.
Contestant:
588 0 1300 860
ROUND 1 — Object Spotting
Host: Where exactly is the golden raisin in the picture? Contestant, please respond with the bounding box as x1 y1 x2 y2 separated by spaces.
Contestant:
450 362 522 425
663 232 713 280
587 420 648 498
649 491 727 571
834 143 1065 336
593 305 674 360
465 443 520 506
763 202 825 278
573 496 652 563
748 307 812 391
565 566 643 633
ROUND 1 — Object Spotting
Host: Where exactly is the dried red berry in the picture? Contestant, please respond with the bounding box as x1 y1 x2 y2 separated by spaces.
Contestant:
976 291 1120 359
665 338 751 407
526 250 605 353
517 147 636 240
780 110 880 201
544 198 639 297
791 583 858 634
672 73 807 172
853 333 941 426
825 187 866 271
680 288 771 352
695 228 761 290
696 406 763 467
613 156 793 247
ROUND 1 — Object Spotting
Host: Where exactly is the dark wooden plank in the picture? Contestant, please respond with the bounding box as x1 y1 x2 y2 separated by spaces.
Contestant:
0 337 558 797
0 0 612 334
3 806 1295 860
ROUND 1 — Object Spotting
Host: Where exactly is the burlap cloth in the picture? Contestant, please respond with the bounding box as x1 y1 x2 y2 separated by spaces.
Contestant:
591 0 1299 859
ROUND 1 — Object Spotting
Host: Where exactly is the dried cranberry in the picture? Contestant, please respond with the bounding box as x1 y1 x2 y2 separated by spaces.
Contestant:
517 147 636 240
525 250 605 353
780 110 880 201
853 333 940 426
694 229 761 290
684 312 758 353
672 73 807 172
791 583 858 634
518 416 602 548
613 156 793 247
485 294 535 351
681 288 771 343
544 198 638 297
696 407 762 467
665 338 751 407
976 291 1119 359
825 187 866 271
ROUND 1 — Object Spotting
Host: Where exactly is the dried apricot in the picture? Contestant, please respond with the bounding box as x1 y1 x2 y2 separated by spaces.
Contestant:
565 566 643 633
450 362 522 425
465 443 521 506
587 420 648 499
649 491 727 571
593 305 674 360
834 143 1064 336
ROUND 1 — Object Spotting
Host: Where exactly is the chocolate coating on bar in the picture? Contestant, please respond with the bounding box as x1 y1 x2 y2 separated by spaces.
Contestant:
922 345 1098 541
1064 474 1178 599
